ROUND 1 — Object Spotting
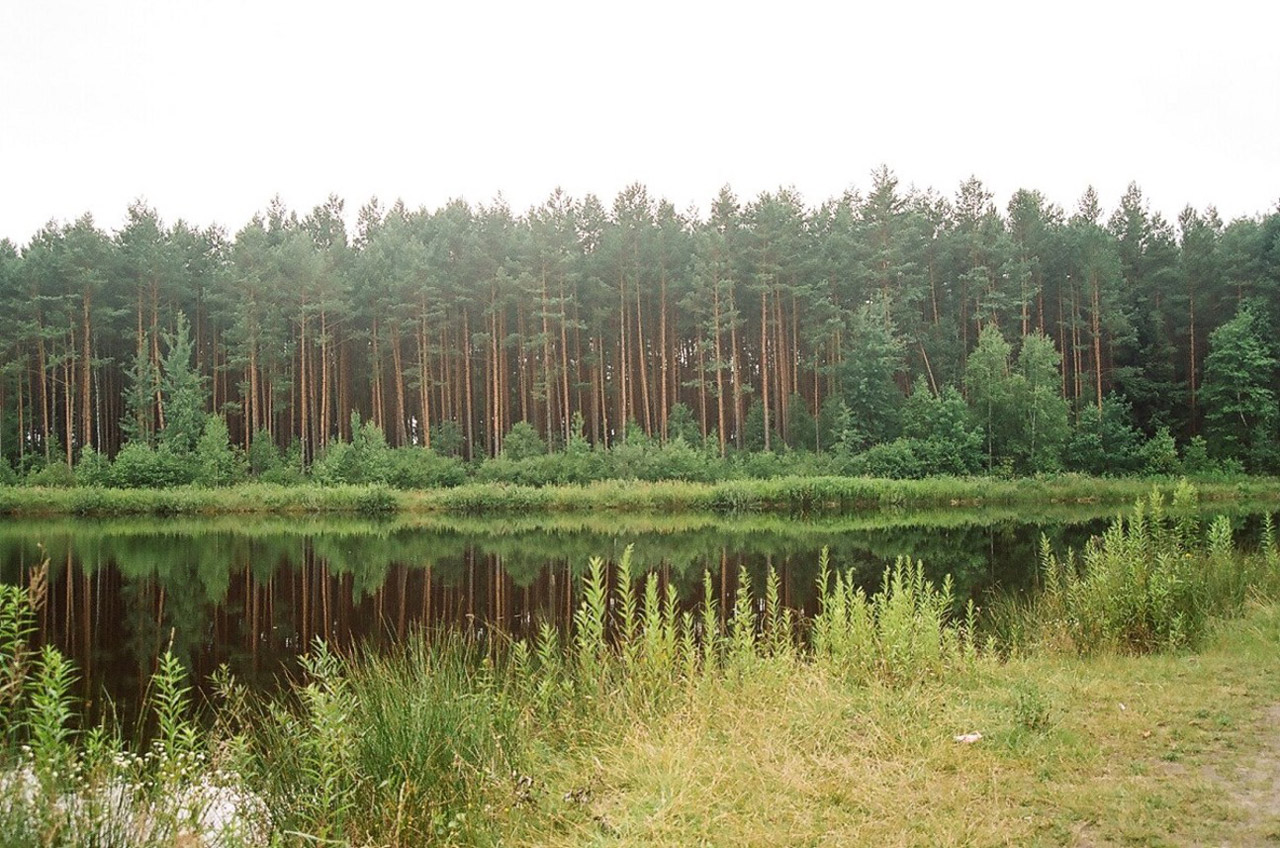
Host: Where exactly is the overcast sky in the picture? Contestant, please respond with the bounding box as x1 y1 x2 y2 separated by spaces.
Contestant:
2 0 1277 244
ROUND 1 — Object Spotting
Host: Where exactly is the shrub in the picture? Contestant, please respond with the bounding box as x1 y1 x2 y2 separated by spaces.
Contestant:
1029 483 1254 653
501 421 546 461
385 448 467 489
353 486 398 516
312 416 391 485
194 416 245 487
107 443 194 488
26 461 76 488
857 440 924 479
1140 426 1181 475
247 431 282 478
74 446 111 487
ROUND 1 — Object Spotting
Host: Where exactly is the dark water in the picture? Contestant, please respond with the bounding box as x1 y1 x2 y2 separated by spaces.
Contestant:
0 504 1271 717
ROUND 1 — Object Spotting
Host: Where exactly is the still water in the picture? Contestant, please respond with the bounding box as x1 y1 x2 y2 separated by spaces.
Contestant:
0 504 1270 715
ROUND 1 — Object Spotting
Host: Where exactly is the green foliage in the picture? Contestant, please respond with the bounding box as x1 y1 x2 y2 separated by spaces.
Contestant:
966 325 1015 471
107 443 195 488
848 381 985 478
666 401 701 445
73 446 110 487
246 431 281 477
1200 302 1278 469
385 447 467 489
965 328 1070 474
812 550 976 683
120 343 158 448
0 580 35 746
855 440 924 479
501 420 546 461
157 314 207 456
1140 426 1181 475
1013 332 1070 472
312 413 391 485
1028 484 1271 654
816 395 850 455
429 419 465 457
193 416 244 487
784 393 817 451
26 460 76 488
1066 394 1145 476
838 302 906 448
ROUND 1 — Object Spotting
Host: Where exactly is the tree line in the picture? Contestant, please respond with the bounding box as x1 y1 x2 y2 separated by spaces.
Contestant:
1 169 1277 482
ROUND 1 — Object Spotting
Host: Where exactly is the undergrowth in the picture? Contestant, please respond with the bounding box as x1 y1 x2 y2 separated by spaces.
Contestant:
1008 481 1280 654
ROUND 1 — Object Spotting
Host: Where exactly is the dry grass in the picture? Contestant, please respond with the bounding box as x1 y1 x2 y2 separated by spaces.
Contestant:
504 602 1280 847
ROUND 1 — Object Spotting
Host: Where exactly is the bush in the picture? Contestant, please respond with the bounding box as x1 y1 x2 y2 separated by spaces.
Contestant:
26 461 76 488
385 449 467 489
74 446 111 487
194 416 244 487
312 416 391 485
353 486 398 516
1140 427 1181 475
857 440 924 479
247 432 282 478
1029 483 1250 653
501 422 546 461
108 443 194 489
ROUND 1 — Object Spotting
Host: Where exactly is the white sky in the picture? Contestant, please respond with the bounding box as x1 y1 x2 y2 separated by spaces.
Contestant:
2 0 1278 244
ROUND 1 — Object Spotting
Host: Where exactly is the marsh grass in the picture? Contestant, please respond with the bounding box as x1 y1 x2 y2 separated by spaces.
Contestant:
3 473 1279 518
1020 482 1280 654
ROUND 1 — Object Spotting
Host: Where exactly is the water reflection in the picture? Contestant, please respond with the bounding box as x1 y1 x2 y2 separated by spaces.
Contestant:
0 505 1267 716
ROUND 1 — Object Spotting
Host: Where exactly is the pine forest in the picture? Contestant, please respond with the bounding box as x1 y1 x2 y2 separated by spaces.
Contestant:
2 170 1278 481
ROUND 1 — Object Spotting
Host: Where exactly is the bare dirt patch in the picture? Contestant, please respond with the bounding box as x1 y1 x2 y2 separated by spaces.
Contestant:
1218 703 1280 846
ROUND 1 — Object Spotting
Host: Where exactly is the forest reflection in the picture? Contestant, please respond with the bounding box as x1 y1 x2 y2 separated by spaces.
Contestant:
0 505 1266 717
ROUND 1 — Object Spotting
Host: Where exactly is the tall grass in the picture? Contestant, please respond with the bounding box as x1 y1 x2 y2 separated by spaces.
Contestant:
1 489 1277 845
811 550 979 683
4 473 1279 517
1016 482 1280 654
0 559 266 847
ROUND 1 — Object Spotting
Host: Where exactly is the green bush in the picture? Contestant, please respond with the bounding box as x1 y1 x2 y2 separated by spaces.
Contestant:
353 486 398 516
501 421 546 461
107 443 195 489
194 416 245 487
1030 483 1249 653
74 446 111 487
857 440 925 480
1140 427 1181 476
385 448 467 489
247 431 282 478
312 416 391 485
26 461 76 488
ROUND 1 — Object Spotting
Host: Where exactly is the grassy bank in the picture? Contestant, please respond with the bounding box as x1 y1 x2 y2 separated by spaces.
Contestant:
2 489 1279 846
1 472 1278 517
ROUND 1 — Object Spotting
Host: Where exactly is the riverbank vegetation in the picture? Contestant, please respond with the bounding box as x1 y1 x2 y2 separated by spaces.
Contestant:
2 472 1279 518
2 488 1279 845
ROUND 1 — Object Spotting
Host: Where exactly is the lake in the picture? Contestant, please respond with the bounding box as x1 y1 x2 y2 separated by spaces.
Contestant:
0 502 1272 718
